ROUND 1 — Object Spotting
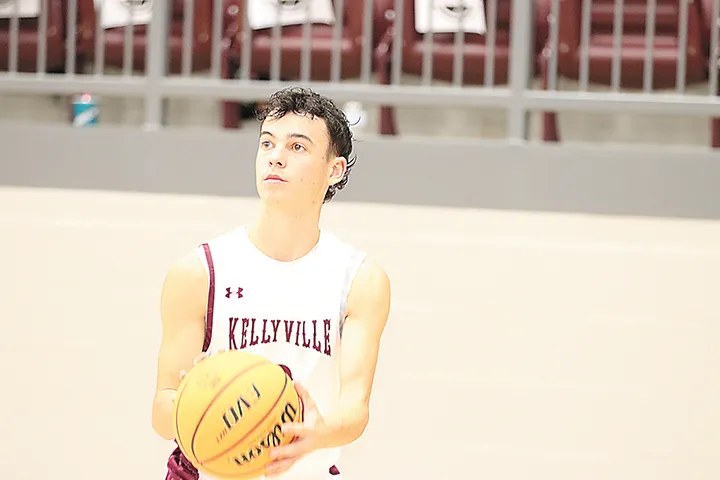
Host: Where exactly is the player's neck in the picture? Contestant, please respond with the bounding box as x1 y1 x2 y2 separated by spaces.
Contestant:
247 203 322 262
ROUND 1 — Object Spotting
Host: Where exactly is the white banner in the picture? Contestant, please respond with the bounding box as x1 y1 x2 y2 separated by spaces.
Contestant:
95 0 153 29
415 0 487 35
0 0 41 19
248 0 335 30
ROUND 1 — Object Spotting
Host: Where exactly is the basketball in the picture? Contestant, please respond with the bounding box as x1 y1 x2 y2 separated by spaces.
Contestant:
173 350 303 479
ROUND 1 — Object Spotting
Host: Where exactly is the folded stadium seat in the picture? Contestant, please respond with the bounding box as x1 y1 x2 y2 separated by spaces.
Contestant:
699 0 719 147
539 0 709 143
74 0 217 74
375 0 549 136
0 0 69 73
220 0 395 129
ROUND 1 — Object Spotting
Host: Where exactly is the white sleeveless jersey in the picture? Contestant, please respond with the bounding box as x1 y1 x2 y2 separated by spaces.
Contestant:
194 226 367 480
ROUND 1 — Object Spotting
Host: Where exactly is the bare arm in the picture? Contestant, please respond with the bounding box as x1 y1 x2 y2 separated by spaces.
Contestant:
151 251 209 440
320 256 391 447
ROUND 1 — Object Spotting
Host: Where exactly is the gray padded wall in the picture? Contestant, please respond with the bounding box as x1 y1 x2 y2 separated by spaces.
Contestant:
1 124 718 220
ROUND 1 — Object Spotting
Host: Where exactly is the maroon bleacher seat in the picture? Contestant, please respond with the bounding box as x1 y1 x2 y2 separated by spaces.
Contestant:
0 0 69 73
539 0 710 143
220 0 395 129
74 0 218 74
375 0 548 136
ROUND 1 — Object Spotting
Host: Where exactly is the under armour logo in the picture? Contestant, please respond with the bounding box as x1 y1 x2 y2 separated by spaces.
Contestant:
225 287 244 299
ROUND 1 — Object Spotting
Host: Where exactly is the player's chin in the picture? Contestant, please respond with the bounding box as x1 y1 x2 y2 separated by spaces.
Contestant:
259 183 290 198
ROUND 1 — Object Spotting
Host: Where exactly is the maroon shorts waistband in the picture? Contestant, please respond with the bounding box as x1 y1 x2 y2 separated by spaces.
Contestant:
165 445 341 479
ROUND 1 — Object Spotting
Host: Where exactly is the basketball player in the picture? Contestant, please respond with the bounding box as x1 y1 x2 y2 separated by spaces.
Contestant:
151 87 392 480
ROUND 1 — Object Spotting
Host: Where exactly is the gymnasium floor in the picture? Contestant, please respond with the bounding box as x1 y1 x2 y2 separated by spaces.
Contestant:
2 185 719 480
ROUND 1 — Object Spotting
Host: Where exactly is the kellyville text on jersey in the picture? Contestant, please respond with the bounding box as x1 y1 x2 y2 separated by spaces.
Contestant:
228 317 334 356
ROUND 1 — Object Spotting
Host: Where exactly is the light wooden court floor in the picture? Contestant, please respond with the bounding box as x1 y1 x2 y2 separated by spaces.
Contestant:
1 186 719 480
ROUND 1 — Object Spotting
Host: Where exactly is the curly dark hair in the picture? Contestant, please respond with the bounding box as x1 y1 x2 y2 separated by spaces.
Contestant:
256 86 356 203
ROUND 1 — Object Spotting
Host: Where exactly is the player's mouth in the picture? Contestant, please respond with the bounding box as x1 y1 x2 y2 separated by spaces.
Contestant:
264 174 286 183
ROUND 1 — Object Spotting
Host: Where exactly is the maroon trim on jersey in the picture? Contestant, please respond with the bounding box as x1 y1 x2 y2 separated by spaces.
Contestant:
201 243 215 353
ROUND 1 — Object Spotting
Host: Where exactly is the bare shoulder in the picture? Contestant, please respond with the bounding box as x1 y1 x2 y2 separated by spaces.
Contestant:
355 256 391 293
160 249 209 326
347 256 391 320
165 249 208 282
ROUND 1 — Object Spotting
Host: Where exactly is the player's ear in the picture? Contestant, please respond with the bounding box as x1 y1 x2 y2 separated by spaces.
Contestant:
328 156 347 186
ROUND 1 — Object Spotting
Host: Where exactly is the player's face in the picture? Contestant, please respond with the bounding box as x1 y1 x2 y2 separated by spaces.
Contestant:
255 113 346 208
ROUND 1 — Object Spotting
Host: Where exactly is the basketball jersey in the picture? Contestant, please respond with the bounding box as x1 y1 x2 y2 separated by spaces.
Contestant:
194 226 367 480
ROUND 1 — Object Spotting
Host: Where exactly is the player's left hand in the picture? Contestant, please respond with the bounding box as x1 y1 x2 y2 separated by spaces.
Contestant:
265 382 327 478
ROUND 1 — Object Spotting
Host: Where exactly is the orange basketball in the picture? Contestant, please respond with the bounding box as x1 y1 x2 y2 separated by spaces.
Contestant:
173 350 303 479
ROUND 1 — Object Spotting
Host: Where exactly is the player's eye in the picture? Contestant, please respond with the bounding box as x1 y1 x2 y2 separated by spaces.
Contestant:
292 143 306 152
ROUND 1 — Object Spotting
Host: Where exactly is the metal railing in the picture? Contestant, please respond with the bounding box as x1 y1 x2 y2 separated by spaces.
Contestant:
0 0 718 143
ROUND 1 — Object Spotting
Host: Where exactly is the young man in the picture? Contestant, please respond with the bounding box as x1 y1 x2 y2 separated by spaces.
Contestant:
151 87 392 480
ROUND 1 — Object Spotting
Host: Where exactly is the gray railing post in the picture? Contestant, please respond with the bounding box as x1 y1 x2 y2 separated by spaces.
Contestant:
507 0 535 144
144 0 169 130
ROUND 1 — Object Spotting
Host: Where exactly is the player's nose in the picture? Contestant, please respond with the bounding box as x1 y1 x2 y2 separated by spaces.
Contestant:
268 149 285 168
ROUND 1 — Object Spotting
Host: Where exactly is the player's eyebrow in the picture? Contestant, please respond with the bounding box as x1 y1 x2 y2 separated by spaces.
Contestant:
260 131 315 145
